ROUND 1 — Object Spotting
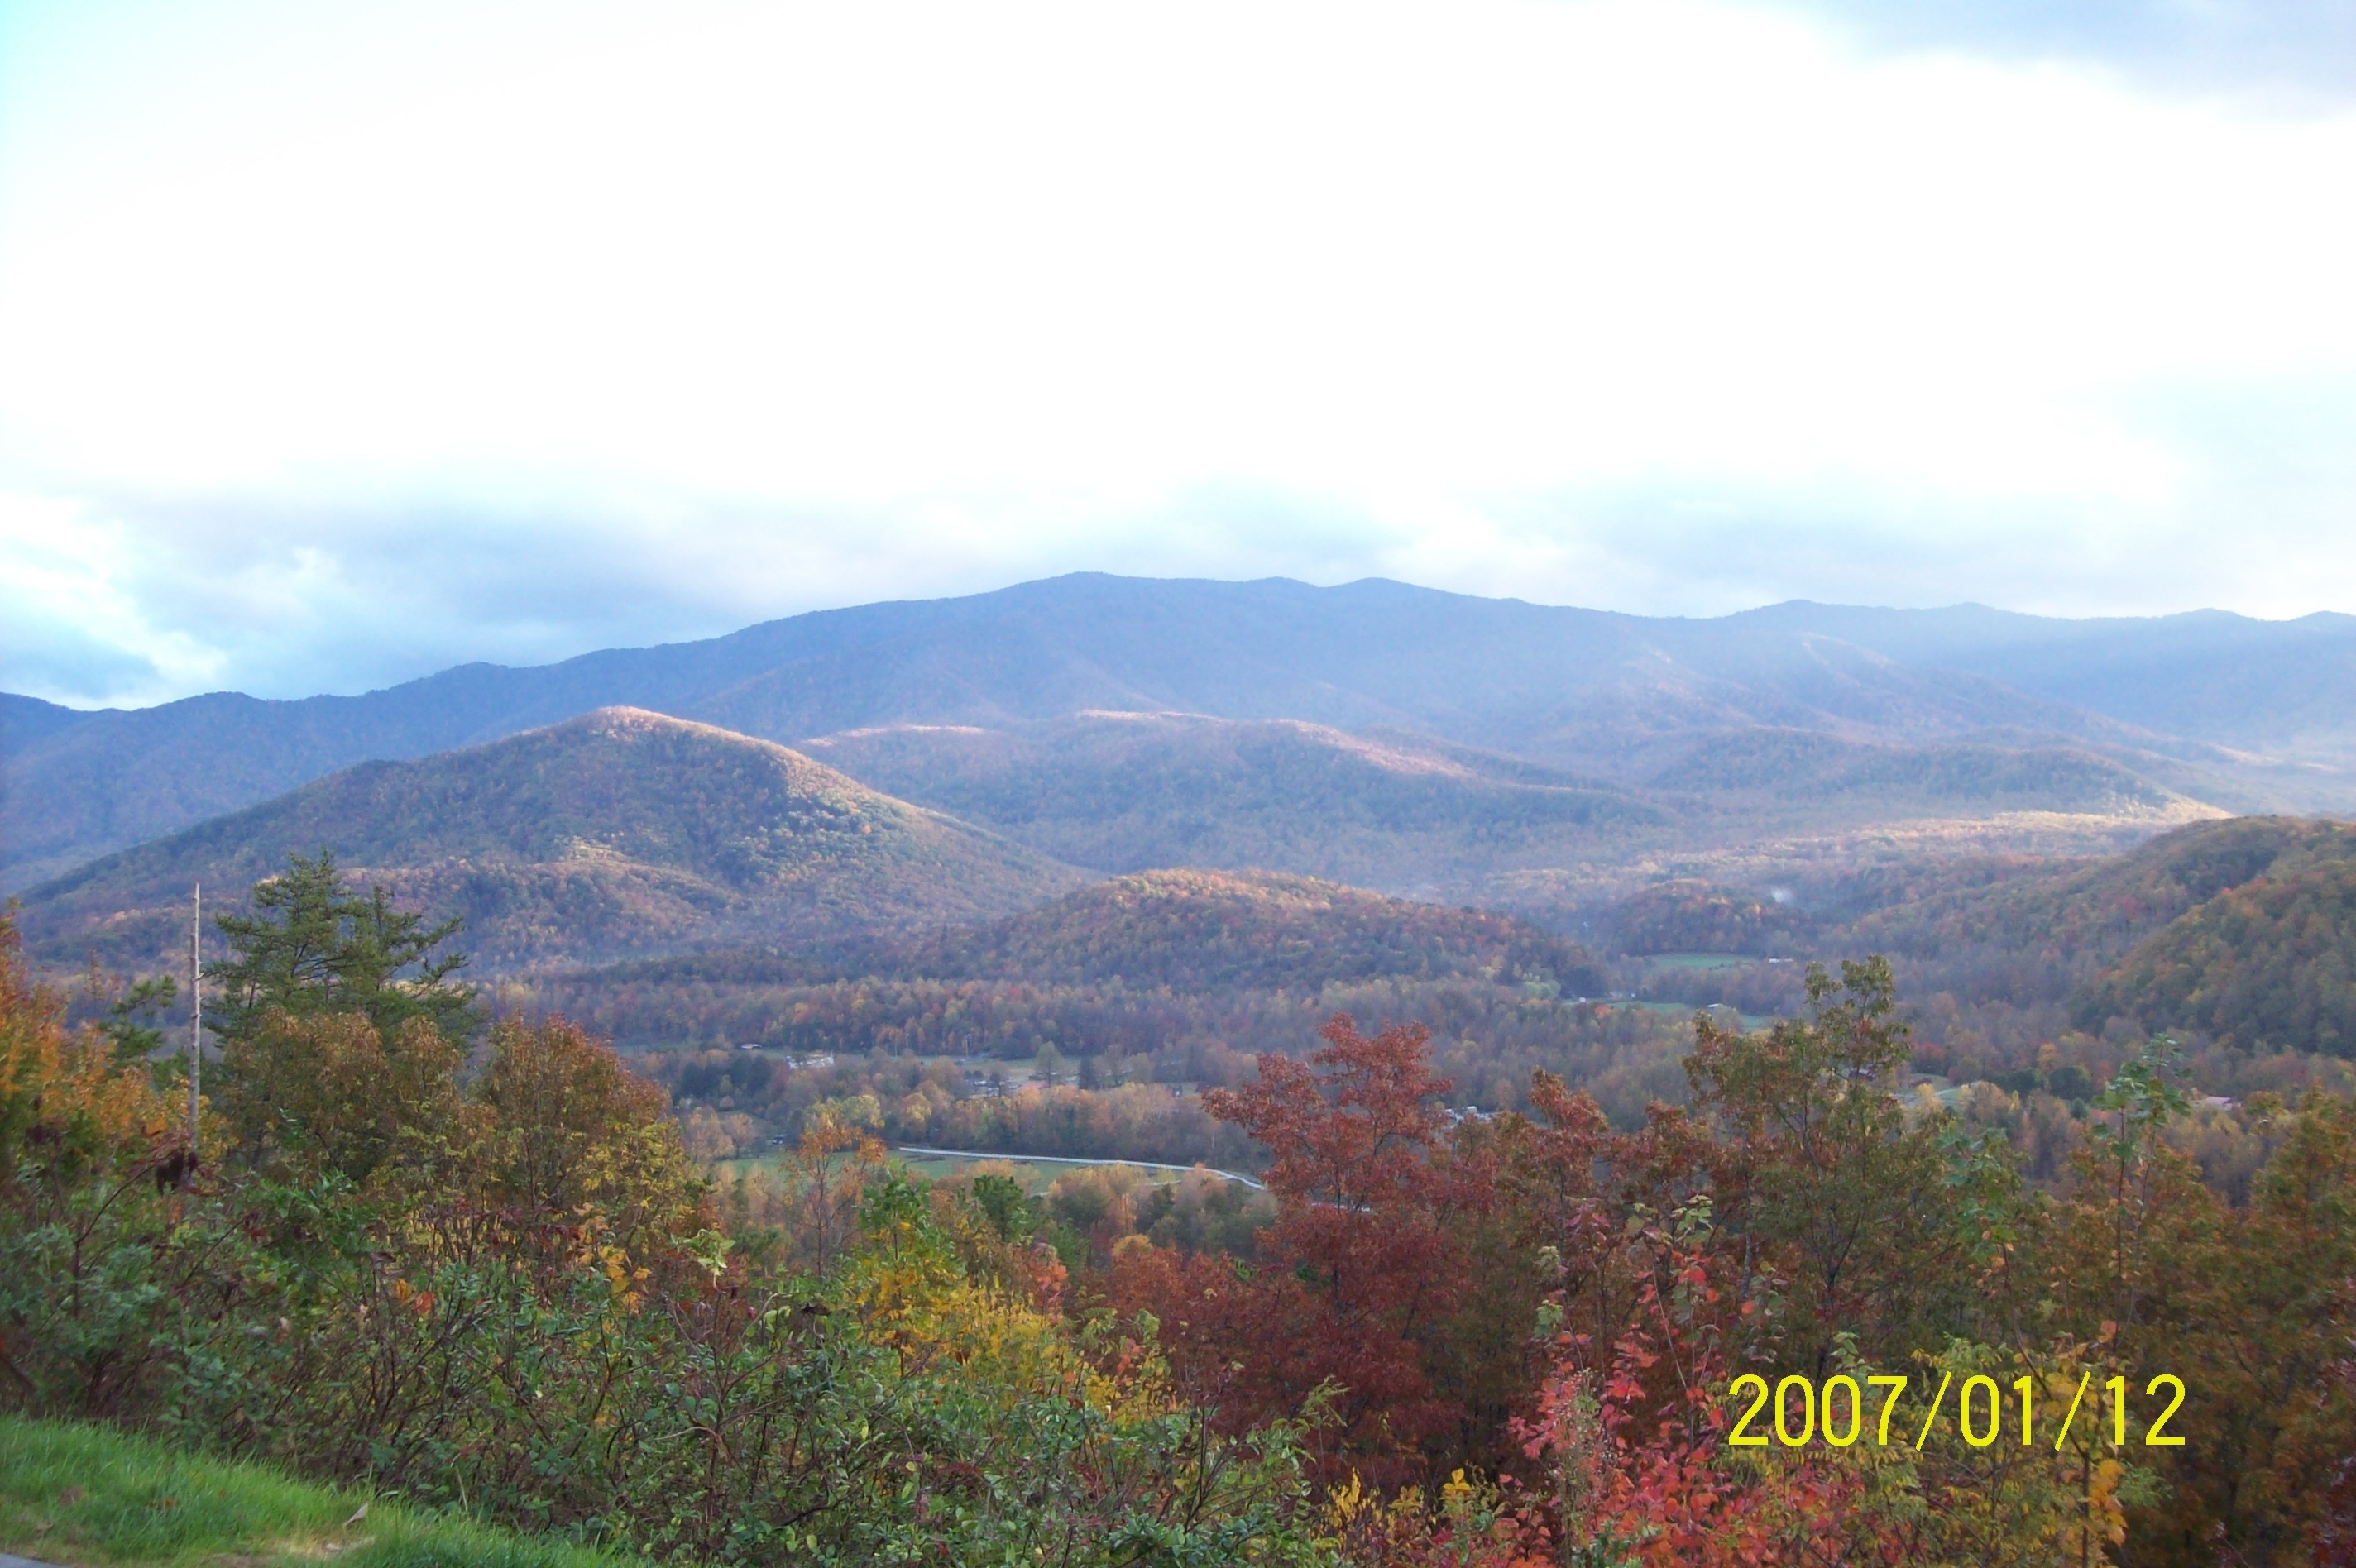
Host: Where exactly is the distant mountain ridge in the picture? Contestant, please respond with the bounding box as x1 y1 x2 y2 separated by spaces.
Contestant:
13 707 1078 971
7 574 2349 887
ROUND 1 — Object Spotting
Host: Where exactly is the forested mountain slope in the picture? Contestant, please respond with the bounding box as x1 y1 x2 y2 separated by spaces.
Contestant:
909 868 1602 992
15 708 1077 971
809 713 2200 878
2077 854 2356 1053
802 711 1664 886
1733 600 2356 759
1846 815 2356 982
600 867 1604 997
1644 726 2177 810
8 574 2345 887
522 868 1632 1115
0 691 90 751
1621 815 2356 1092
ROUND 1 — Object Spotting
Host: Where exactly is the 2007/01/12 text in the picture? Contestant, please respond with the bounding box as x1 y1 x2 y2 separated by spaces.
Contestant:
1726 1371 2187 1450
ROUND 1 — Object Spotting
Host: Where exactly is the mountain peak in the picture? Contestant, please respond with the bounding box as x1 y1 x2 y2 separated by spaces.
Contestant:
10 573 2356 893
17 709 1079 973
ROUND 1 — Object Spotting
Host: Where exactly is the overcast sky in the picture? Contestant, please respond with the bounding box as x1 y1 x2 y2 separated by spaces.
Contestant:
2 0 2353 706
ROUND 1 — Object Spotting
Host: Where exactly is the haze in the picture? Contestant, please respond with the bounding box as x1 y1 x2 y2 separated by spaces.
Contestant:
3 0 2353 706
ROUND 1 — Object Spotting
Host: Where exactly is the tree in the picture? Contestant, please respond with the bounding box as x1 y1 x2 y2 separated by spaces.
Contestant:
84 968 178 1068
0 915 191 1416
215 1010 462 1184
472 1016 707 1258
1687 956 2016 1373
1128 1014 1468 1484
2042 1071 2356 1564
207 851 474 1047
775 1092 887 1271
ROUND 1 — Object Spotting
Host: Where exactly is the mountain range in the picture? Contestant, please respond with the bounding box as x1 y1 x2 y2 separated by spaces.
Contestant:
10 575 2353 896
16 708 1074 972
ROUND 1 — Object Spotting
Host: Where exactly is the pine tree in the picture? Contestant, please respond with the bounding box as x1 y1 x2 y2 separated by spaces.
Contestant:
206 851 476 1045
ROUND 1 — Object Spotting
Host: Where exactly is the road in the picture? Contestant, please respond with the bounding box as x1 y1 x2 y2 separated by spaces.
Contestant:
890 1145 1267 1191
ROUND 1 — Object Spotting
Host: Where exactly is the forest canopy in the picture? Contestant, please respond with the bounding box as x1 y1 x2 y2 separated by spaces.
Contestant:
6 856 2355 1566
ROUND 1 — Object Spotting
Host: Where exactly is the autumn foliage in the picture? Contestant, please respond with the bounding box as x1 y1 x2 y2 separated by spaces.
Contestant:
1109 961 2356 1566
8 845 2356 1566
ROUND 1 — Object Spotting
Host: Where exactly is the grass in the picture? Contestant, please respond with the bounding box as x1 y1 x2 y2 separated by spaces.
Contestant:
893 1152 1085 1189
1619 998 1776 1030
0 1417 634 1568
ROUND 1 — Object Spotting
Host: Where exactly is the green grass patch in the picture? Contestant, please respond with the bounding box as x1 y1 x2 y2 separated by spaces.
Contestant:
1619 998 1775 1030
0 1417 634 1568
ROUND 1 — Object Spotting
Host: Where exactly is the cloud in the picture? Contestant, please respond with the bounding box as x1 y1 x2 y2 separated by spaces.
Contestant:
1753 0 2356 108
2 0 2354 703
16 361 2352 705
0 496 230 704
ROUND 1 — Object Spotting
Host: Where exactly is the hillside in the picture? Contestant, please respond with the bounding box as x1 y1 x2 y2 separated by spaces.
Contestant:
1611 815 2356 1092
583 867 1604 996
1606 879 1817 956
0 691 89 754
524 868 1626 1113
15 707 1077 971
1846 815 2356 981
801 710 2210 923
1734 601 2356 763
920 867 1603 993
802 711 1664 887
1646 727 2181 813
10 574 2353 887
2076 857 2356 1052
2 1416 625 1568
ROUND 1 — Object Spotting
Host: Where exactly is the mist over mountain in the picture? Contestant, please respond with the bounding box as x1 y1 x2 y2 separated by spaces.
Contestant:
6 574 2348 892
1730 602 2356 758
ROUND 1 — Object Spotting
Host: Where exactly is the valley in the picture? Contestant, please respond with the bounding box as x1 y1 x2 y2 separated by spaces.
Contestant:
14 577 2349 1135
9 575 2356 1566
12 6 2354 1554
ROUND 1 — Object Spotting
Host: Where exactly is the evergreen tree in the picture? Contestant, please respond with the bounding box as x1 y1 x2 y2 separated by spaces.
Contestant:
206 851 476 1046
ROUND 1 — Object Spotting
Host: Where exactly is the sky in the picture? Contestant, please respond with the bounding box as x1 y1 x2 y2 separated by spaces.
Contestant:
2 0 2353 707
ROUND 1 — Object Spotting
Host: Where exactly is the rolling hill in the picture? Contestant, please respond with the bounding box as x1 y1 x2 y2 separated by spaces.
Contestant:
10 574 2353 888
2075 855 2356 1053
903 866 1603 994
1585 815 2356 1098
1604 879 1818 956
587 866 1604 996
801 710 1665 887
526 867 1611 1065
1844 815 2356 981
1731 601 2356 764
14 708 1079 972
1618 815 2356 1045
1645 728 2182 813
801 710 2210 920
